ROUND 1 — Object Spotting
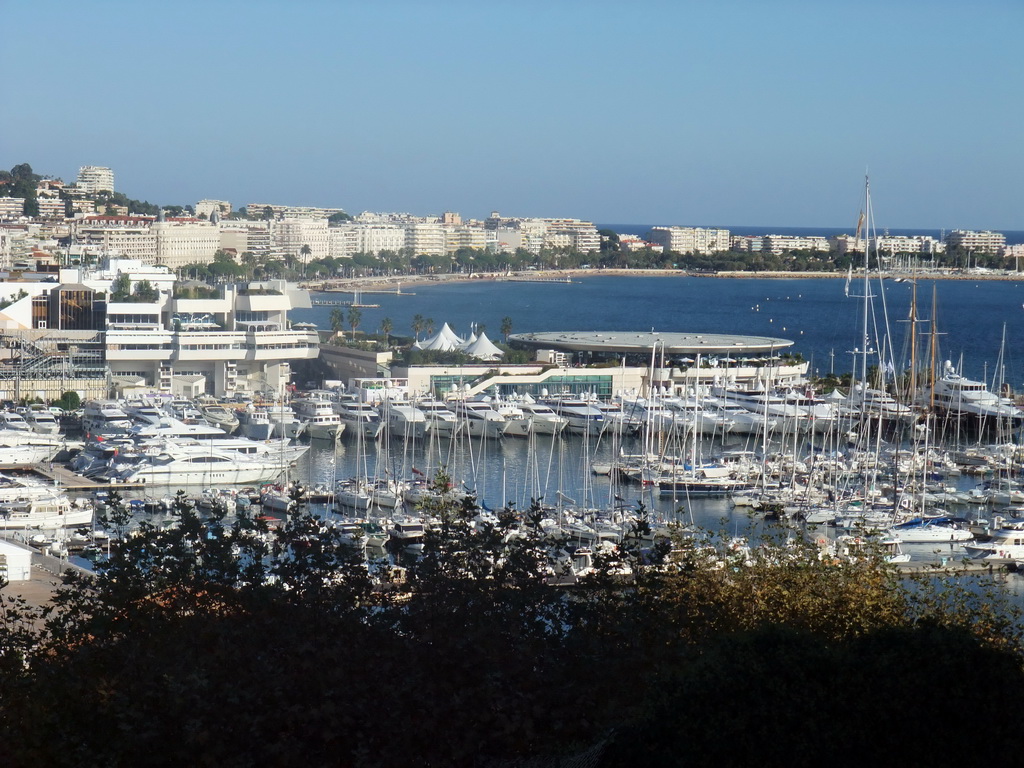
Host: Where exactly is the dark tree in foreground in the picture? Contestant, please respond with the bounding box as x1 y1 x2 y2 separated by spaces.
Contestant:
1 487 1022 767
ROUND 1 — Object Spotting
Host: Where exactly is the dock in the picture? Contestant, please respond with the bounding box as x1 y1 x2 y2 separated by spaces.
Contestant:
0 463 147 493
895 558 1020 575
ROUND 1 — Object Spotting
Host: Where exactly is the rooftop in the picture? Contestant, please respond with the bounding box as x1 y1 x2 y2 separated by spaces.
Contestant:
508 331 794 355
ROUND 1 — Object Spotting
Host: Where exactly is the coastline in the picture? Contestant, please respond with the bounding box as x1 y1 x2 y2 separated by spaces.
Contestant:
304 267 1023 293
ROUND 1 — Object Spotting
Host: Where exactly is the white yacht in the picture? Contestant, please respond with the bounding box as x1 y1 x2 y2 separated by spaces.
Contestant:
965 524 1024 561
0 410 32 433
381 401 430 440
517 401 569 435
82 400 133 437
24 409 61 435
414 398 460 438
333 398 385 440
199 403 241 434
113 444 288 486
539 396 606 436
0 493 94 530
292 397 344 441
449 399 510 439
929 362 1024 428
237 406 275 440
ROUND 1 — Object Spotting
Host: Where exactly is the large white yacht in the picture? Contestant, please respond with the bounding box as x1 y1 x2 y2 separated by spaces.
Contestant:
538 396 606 436
292 397 344 441
381 401 430 440
332 397 384 441
929 362 1024 428
112 444 288 486
414 398 460 438
24 409 61 435
82 400 133 437
449 399 510 439
517 401 568 435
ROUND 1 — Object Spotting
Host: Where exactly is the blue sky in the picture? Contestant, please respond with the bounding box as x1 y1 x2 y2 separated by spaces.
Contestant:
3 0 1021 229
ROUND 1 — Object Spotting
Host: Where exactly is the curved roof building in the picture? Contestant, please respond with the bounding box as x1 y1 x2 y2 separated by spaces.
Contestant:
509 331 793 358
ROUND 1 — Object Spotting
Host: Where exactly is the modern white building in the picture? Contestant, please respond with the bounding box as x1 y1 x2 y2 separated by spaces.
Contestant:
761 234 830 255
0 198 26 219
0 258 318 399
76 166 115 195
647 226 731 255
945 230 1006 253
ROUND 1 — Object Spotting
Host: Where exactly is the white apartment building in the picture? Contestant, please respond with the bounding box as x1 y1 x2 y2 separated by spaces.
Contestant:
75 216 158 262
946 230 1006 253
196 199 232 218
36 196 66 220
247 203 345 220
329 222 407 258
647 226 731 255
874 235 943 255
761 234 830 255
405 221 447 256
219 220 272 258
76 166 115 195
153 219 221 269
273 218 330 262
443 224 490 253
540 218 601 253
0 198 25 219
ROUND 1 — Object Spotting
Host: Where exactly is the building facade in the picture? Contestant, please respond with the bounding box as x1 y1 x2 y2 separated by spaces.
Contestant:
76 166 115 195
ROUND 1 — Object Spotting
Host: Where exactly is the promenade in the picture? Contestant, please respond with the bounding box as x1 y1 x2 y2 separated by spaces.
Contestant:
304 267 1022 293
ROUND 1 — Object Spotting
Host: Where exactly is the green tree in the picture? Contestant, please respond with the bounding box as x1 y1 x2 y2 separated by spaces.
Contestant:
380 316 393 342
347 305 362 339
412 313 425 340
501 316 513 341
329 307 344 333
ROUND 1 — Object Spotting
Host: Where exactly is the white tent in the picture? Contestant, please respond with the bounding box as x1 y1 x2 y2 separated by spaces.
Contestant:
463 331 504 361
419 322 465 351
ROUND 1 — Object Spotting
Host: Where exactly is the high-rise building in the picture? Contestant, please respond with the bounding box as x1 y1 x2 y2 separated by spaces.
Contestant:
76 166 115 195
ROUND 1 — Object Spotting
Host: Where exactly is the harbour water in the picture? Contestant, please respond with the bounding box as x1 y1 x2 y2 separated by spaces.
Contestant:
293 274 1024 386
284 274 1024 566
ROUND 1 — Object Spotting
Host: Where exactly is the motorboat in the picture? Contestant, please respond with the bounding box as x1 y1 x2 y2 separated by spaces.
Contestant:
332 398 385 440
381 401 430 440
112 444 289 486
200 403 241 434
538 396 606 436
24 409 61 436
929 362 1024 428
292 397 344 441
413 398 459 438
82 400 133 437
0 410 33 433
0 493 94 529
237 406 275 441
964 524 1024 560
449 399 510 439
517 401 569 435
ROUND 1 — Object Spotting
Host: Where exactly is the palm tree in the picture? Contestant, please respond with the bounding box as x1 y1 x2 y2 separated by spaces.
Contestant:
330 308 344 334
412 314 425 340
380 316 393 343
347 305 362 340
426 318 435 336
501 316 513 342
